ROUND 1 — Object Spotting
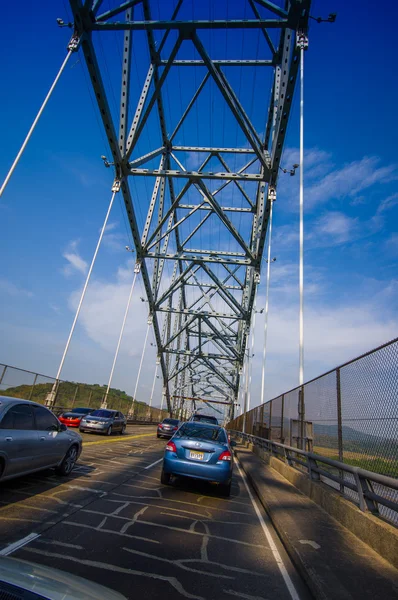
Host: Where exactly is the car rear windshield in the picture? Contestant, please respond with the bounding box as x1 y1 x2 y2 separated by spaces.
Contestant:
163 418 179 425
192 415 218 424
89 410 114 418
73 408 92 414
176 423 226 442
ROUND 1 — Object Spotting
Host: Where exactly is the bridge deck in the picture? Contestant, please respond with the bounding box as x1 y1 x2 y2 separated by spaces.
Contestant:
0 426 309 600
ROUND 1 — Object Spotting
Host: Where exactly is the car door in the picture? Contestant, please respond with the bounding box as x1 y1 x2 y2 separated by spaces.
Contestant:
0 404 39 477
33 405 68 468
113 412 122 431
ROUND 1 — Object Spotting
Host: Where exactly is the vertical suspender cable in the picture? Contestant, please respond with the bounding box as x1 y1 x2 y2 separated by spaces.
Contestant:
149 363 159 408
260 198 274 404
46 188 117 407
0 50 74 198
247 292 257 413
299 39 305 386
101 271 138 408
242 350 250 433
129 322 151 415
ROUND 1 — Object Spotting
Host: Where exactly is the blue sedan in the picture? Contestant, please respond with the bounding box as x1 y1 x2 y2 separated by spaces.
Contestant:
160 422 234 496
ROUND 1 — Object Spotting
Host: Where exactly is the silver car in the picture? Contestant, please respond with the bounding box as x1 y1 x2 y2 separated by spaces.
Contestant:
0 556 127 600
79 409 127 435
0 397 82 482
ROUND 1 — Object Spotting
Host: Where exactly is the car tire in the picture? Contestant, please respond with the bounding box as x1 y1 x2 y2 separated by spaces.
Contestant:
160 469 171 485
219 481 231 497
120 424 126 435
56 445 78 476
106 426 113 436
157 434 160 438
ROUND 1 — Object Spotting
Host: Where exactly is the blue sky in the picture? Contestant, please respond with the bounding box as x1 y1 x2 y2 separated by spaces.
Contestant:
0 0 397 410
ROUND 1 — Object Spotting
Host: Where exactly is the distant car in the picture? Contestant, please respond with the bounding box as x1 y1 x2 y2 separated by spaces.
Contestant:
0 396 82 482
0 556 127 600
58 407 93 428
161 421 235 496
190 413 219 425
157 418 180 439
79 409 126 435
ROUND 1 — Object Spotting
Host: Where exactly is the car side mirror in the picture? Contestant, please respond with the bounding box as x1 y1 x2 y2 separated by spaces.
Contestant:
59 423 67 432
229 440 237 447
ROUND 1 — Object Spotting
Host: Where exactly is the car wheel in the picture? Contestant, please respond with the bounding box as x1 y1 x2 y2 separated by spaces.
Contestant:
219 481 231 497
157 434 160 438
160 469 171 485
106 426 113 436
120 424 126 435
0 460 4 480
56 446 78 476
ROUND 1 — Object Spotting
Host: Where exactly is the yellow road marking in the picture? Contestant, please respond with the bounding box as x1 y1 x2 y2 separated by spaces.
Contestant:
83 433 155 447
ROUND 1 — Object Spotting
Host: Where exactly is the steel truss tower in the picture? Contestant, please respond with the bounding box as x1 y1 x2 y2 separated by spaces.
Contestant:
68 0 310 416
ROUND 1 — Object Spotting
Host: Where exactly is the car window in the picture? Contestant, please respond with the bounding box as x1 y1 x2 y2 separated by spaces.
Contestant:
163 419 179 425
0 404 35 430
34 406 60 431
73 408 91 414
90 410 114 418
192 415 218 424
176 424 226 442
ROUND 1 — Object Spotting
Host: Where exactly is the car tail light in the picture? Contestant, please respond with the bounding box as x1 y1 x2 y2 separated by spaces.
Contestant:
218 450 232 461
172 426 177 430
158 424 163 428
165 441 177 453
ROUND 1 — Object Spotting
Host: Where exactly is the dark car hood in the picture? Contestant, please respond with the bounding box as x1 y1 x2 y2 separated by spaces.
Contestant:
62 412 85 418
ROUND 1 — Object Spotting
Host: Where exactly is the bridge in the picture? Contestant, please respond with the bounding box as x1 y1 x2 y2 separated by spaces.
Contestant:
0 1 397 598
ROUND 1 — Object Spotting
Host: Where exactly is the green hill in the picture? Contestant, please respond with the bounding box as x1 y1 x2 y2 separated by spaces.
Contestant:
0 381 164 418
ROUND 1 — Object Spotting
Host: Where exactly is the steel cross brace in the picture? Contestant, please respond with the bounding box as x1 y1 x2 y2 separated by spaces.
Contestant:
69 0 311 414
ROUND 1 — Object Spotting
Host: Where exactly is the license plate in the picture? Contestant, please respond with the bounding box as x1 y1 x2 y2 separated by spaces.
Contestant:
189 451 204 460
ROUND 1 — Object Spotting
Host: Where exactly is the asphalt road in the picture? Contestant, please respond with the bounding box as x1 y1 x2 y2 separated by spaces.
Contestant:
0 426 310 600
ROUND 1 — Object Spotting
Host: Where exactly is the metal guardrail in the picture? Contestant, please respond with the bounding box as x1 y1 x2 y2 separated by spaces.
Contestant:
231 430 398 518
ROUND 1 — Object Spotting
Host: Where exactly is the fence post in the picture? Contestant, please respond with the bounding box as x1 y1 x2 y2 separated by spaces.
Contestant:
269 400 273 440
71 385 78 409
28 373 38 400
280 394 284 443
87 391 92 407
0 365 7 388
336 367 344 493
299 387 305 450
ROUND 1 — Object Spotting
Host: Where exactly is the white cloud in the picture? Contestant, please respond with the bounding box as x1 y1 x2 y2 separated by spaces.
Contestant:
0 279 33 298
250 282 398 402
312 211 357 244
62 240 88 276
102 222 125 251
69 264 151 357
278 150 398 212
377 192 398 214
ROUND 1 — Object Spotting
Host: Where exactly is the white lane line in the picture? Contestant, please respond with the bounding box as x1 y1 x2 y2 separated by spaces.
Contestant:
0 533 41 556
144 457 163 470
235 459 300 600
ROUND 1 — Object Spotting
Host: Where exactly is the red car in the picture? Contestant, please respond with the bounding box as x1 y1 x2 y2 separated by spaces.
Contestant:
58 407 93 428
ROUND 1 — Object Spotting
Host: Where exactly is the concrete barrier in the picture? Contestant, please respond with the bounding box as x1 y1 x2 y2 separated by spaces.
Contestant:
249 443 398 570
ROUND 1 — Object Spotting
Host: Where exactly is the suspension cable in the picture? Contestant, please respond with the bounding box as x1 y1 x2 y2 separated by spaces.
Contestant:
260 196 274 404
0 49 76 198
45 182 119 407
101 270 139 408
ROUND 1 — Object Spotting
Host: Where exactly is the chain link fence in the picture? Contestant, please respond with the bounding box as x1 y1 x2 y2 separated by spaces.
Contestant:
0 364 168 423
228 337 398 525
